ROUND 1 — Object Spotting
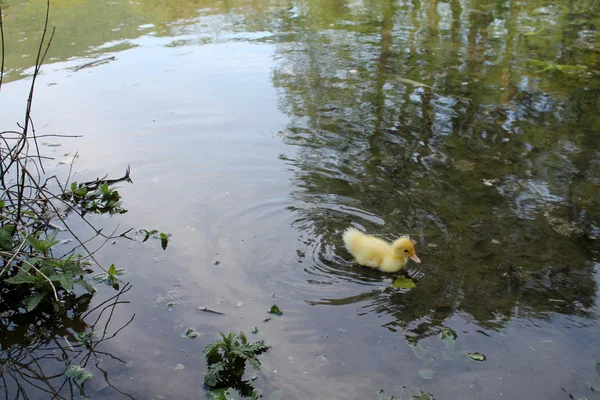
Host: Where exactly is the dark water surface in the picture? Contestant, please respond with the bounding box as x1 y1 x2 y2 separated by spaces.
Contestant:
1 0 600 398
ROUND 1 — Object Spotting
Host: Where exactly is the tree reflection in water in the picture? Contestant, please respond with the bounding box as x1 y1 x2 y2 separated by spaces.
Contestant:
0 283 135 399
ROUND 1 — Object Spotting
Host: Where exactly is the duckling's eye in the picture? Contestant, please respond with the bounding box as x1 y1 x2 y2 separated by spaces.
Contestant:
404 250 408 253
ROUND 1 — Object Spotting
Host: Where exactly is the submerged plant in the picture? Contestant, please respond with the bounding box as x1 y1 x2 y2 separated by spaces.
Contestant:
203 332 270 398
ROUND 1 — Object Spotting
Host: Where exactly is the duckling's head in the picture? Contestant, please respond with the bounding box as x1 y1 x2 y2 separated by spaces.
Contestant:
392 238 421 264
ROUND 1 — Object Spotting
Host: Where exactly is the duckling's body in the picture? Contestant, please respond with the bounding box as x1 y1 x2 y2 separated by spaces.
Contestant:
343 227 421 273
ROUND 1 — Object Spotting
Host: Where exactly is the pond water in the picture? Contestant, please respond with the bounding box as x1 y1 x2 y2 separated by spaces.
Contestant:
1 0 600 398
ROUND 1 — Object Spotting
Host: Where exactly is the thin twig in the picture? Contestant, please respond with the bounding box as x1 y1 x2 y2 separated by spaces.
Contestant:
0 3 5 91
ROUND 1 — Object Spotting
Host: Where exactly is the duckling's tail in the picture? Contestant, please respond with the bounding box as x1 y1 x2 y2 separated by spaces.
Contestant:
342 227 365 254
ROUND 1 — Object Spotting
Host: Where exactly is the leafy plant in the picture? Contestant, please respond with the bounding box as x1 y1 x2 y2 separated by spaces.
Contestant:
139 229 171 250
268 304 283 316
92 264 126 289
64 181 127 216
203 332 270 398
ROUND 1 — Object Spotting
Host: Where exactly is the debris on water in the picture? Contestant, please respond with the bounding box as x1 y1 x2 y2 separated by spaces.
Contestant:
167 302 177 307
467 352 486 362
418 369 435 380
349 69 358 74
264 318 272 323
252 327 258 334
183 328 199 339
42 141 61 147
214 260 220 265
482 178 498 186
268 304 283 316
174 364 185 370
542 209 583 236
59 153 79 165
236 297 255 307
198 307 224 315
392 277 416 289
397 76 433 89
491 239 501 244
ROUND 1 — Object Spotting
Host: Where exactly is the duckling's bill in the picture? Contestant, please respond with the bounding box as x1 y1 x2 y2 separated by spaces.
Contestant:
410 254 421 264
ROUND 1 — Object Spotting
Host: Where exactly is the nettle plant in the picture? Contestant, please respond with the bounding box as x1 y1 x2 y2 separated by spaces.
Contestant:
0 2 169 314
203 332 270 398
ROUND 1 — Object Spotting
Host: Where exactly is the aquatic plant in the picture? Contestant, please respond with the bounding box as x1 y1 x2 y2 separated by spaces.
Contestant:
0 1 165 315
203 331 270 398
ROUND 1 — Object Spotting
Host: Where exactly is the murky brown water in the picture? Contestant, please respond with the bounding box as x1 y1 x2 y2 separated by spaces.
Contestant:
1 0 600 398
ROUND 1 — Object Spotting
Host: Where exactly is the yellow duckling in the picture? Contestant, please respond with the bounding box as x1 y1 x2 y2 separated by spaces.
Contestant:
343 227 421 273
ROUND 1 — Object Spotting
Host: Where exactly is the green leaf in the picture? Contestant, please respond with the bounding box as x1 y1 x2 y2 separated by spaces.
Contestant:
25 292 47 312
413 393 435 400
58 271 74 291
26 232 60 254
409 341 428 361
418 369 436 380
268 304 283 316
208 388 233 400
467 352 486 362
6 272 38 285
108 264 117 276
204 361 226 387
440 328 456 341
184 328 199 339
440 328 456 352
203 339 224 358
160 232 171 250
92 273 108 283
0 225 15 251
65 365 93 383
251 327 258 334
392 277 416 289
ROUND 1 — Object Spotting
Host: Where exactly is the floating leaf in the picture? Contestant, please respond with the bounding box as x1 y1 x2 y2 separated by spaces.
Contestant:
184 328 199 339
392 277 416 289
65 365 92 383
409 341 428 361
467 352 486 362
440 328 456 352
440 328 456 341
252 327 258 334
268 305 283 316
208 388 233 400
413 393 435 400
160 232 171 250
59 153 79 165
418 369 436 380
595 360 600 376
